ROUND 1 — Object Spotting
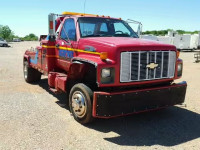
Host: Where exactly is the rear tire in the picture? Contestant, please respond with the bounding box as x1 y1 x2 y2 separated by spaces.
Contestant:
69 83 93 124
23 61 41 83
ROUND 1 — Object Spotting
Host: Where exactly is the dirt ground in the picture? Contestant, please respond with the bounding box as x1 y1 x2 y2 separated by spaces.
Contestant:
0 41 200 150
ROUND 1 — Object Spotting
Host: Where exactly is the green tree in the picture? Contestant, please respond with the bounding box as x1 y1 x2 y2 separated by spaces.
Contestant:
0 25 12 39
23 33 38 41
0 25 2 36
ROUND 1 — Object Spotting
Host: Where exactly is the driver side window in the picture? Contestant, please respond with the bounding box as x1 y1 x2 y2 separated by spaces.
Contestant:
60 18 76 41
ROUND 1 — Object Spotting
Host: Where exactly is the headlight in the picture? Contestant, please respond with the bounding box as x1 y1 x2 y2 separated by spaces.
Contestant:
177 63 182 77
101 68 115 84
101 68 111 78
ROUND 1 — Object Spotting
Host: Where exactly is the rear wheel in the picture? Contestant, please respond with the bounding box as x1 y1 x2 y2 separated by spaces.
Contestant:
69 83 93 124
23 61 41 83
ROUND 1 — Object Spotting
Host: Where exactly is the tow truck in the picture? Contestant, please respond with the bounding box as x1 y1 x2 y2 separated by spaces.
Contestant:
23 12 187 124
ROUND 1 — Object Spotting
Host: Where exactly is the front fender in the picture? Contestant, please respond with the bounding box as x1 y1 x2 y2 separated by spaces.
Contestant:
72 55 116 87
72 54 115 66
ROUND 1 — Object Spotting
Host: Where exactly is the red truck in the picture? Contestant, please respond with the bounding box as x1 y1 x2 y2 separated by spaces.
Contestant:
23 12 187 124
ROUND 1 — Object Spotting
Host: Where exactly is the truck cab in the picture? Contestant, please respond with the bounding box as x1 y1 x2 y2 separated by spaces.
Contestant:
23 12 187 124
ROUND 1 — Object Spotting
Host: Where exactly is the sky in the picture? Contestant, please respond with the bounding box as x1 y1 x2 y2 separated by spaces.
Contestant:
0 0 199 37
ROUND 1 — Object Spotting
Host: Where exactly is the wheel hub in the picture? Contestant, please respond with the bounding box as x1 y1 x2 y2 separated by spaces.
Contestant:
72 91 86 118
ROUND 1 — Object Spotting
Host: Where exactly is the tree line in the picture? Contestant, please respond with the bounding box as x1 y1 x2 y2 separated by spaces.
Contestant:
143 29 200 36
0 25 38 41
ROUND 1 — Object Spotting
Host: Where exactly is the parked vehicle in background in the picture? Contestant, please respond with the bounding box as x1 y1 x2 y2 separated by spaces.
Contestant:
23 12 187 124
174 34 199 51
13 38 21 42
141 31 200 51
157 36 174 45
141 35 159 41
0 38 8 47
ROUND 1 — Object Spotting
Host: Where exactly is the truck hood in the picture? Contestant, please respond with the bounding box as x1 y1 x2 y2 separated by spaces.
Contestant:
79 37 175 49
78 37 176 62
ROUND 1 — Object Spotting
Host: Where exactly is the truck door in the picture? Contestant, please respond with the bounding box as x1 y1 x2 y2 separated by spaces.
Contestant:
56 18 77 71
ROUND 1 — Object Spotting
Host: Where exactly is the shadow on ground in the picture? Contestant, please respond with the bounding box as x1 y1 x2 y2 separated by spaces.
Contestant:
38 78 69 109
38 78 200 147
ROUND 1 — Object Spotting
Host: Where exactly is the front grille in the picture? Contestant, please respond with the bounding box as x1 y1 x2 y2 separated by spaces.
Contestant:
120 51 176 82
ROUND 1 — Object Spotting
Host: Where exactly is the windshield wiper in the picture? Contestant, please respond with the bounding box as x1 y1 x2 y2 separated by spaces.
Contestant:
84 34 100 37
83 34 113 38
114 34 131 37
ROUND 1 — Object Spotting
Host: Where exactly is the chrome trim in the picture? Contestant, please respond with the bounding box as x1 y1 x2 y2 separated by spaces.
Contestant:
120 51 176 82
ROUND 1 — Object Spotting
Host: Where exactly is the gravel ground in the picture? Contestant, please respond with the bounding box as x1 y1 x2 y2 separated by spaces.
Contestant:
0 42 200 150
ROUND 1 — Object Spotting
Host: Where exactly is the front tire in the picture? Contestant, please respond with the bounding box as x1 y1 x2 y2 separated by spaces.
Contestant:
23 61 41 83
69 83 93 124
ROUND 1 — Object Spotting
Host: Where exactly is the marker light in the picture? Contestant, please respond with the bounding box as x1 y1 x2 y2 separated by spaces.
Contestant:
100 52 108 60
177 63 183 77
62 12 96 17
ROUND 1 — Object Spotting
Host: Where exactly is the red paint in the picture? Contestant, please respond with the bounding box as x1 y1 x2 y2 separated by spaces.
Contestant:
23 13 187 120
50 21 53 29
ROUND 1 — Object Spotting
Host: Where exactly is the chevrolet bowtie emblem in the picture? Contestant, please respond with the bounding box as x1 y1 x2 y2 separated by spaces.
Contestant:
146 63 158 69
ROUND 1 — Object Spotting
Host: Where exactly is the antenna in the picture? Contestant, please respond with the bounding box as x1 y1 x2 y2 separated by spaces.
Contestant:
84 0 86 14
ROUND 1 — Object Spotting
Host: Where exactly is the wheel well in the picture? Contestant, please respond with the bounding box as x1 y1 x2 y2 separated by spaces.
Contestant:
66 61 97 93
23 56 29 63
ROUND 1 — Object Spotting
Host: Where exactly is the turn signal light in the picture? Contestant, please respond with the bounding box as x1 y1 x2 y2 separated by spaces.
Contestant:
100 52 108 60
177 50 180 58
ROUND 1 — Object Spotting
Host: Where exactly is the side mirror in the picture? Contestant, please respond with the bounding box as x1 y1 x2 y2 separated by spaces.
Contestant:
126 19 142 37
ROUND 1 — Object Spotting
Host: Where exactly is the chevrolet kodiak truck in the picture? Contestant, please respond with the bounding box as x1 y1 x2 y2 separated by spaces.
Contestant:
23 12 187 124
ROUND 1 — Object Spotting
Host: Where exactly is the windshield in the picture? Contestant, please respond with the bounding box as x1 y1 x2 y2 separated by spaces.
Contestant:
78 17 139 38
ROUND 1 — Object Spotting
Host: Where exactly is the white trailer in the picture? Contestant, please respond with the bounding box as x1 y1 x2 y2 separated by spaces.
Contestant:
141 35 159 41
157 36 174 45
198 32 200 49
174 34 199 50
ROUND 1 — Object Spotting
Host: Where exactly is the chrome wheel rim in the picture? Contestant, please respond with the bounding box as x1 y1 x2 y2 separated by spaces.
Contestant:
72 91 87 118
24 63 28 79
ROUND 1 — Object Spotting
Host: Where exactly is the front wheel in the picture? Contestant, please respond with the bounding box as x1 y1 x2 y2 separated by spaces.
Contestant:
69 83 93 124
